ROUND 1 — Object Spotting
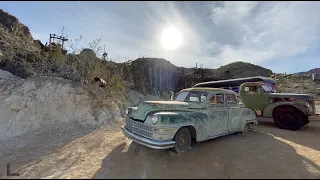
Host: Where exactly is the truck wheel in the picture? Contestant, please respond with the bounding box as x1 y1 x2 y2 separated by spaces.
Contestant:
172 127 192 154
303 117 310 126
273 107 304 131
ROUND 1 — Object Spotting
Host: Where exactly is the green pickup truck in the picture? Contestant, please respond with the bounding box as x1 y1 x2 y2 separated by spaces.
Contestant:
193 77 317 131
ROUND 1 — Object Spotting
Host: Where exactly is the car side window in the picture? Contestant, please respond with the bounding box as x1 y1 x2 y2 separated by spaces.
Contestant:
214 94 225 104
226 94 237 105
208 95 217 104
200 92 208 102
236 96 244 105
175 91 189 101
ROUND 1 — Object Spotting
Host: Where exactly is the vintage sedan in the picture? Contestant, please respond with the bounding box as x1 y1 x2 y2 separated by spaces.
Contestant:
122 87 258 153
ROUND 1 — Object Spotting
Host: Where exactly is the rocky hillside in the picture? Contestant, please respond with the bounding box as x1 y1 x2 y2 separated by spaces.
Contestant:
211 61 273 79
271 73 320 101
0 9 40 54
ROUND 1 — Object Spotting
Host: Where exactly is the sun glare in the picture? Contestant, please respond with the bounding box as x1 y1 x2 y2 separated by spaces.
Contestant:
160 27 183 50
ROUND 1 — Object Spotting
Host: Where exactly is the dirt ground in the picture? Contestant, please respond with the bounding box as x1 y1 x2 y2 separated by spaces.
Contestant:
0 118 320 179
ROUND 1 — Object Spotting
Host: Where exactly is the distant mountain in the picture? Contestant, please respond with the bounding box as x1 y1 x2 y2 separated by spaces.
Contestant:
297 68 320 75
212 61 273 80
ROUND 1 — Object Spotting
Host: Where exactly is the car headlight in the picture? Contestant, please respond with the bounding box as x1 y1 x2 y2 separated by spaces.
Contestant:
125 108 129 116
151 114 159 125
306 102 310 108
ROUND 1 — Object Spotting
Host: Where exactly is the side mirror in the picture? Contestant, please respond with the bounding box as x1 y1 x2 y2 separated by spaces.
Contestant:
170 91 175 101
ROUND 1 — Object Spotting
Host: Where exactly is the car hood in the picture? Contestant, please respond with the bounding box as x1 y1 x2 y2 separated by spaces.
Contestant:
266 93 313 99
129 101 202 121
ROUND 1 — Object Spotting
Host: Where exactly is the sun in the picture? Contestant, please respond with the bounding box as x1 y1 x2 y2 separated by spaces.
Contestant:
160 27 183 50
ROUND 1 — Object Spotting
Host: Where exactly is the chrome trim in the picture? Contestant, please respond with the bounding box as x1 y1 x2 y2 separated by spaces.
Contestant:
121 126 176 149
125 118 153 138
308 115 320 121
125 117 188 129
246 119 258 125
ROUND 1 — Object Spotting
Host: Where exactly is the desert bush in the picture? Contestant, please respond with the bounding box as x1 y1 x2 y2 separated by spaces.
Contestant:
1 33 128 107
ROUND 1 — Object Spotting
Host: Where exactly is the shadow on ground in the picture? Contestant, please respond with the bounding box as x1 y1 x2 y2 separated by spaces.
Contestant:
93 129 320 179
256 117 320 151
0 123 102 178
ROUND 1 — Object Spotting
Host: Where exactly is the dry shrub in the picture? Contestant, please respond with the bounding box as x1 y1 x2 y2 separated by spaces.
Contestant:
0 37 127 108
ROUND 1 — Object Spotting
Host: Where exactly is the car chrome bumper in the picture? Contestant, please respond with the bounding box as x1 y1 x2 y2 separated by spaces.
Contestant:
308 115 320 121
246 119 259 125
121 125 176 149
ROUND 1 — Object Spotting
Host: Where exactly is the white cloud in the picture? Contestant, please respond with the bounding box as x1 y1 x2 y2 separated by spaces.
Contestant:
204 1 320 66
129 1 320 70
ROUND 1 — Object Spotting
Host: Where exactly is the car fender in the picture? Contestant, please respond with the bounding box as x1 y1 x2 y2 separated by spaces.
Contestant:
146 111 208 140
263 101 307 117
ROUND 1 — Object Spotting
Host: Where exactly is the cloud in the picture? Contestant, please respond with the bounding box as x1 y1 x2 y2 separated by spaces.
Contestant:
204 1 320 66
124 1 320 70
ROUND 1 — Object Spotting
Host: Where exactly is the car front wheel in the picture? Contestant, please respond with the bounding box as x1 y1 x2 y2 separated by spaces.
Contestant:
273 107 304 131
171 127 192 154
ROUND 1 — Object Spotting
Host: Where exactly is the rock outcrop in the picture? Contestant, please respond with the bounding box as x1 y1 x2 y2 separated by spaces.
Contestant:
0 76 117 141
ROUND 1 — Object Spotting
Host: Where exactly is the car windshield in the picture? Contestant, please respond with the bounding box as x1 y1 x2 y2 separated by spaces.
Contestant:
175 91 208 102
175 91 189 101
261 84 274 93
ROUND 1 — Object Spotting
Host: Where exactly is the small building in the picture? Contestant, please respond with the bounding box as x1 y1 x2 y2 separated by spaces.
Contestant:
312 73 320 81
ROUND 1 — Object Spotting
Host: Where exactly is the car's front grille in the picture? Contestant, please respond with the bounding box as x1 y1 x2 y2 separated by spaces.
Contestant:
125 118 153 138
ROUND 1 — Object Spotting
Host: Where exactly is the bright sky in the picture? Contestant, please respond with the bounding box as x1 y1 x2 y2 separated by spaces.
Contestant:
1 1 320 73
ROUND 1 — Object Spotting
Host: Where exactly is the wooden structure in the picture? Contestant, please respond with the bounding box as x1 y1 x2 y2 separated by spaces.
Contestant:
49 34 68 54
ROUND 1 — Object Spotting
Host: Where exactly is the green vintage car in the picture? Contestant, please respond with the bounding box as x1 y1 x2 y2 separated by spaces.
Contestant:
122 87 258 153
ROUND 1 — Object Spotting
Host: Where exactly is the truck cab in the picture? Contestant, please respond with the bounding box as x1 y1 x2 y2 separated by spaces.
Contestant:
239 82 316 130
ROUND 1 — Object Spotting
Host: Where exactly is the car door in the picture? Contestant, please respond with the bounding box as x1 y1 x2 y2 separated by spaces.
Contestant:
241 85 269 111
204 93 229 137
226 93 243 132
183 91 212 141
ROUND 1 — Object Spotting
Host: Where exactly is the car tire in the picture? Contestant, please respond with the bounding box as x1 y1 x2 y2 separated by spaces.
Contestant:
273 107 304 131
302 117 310 126
171 127 192 154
